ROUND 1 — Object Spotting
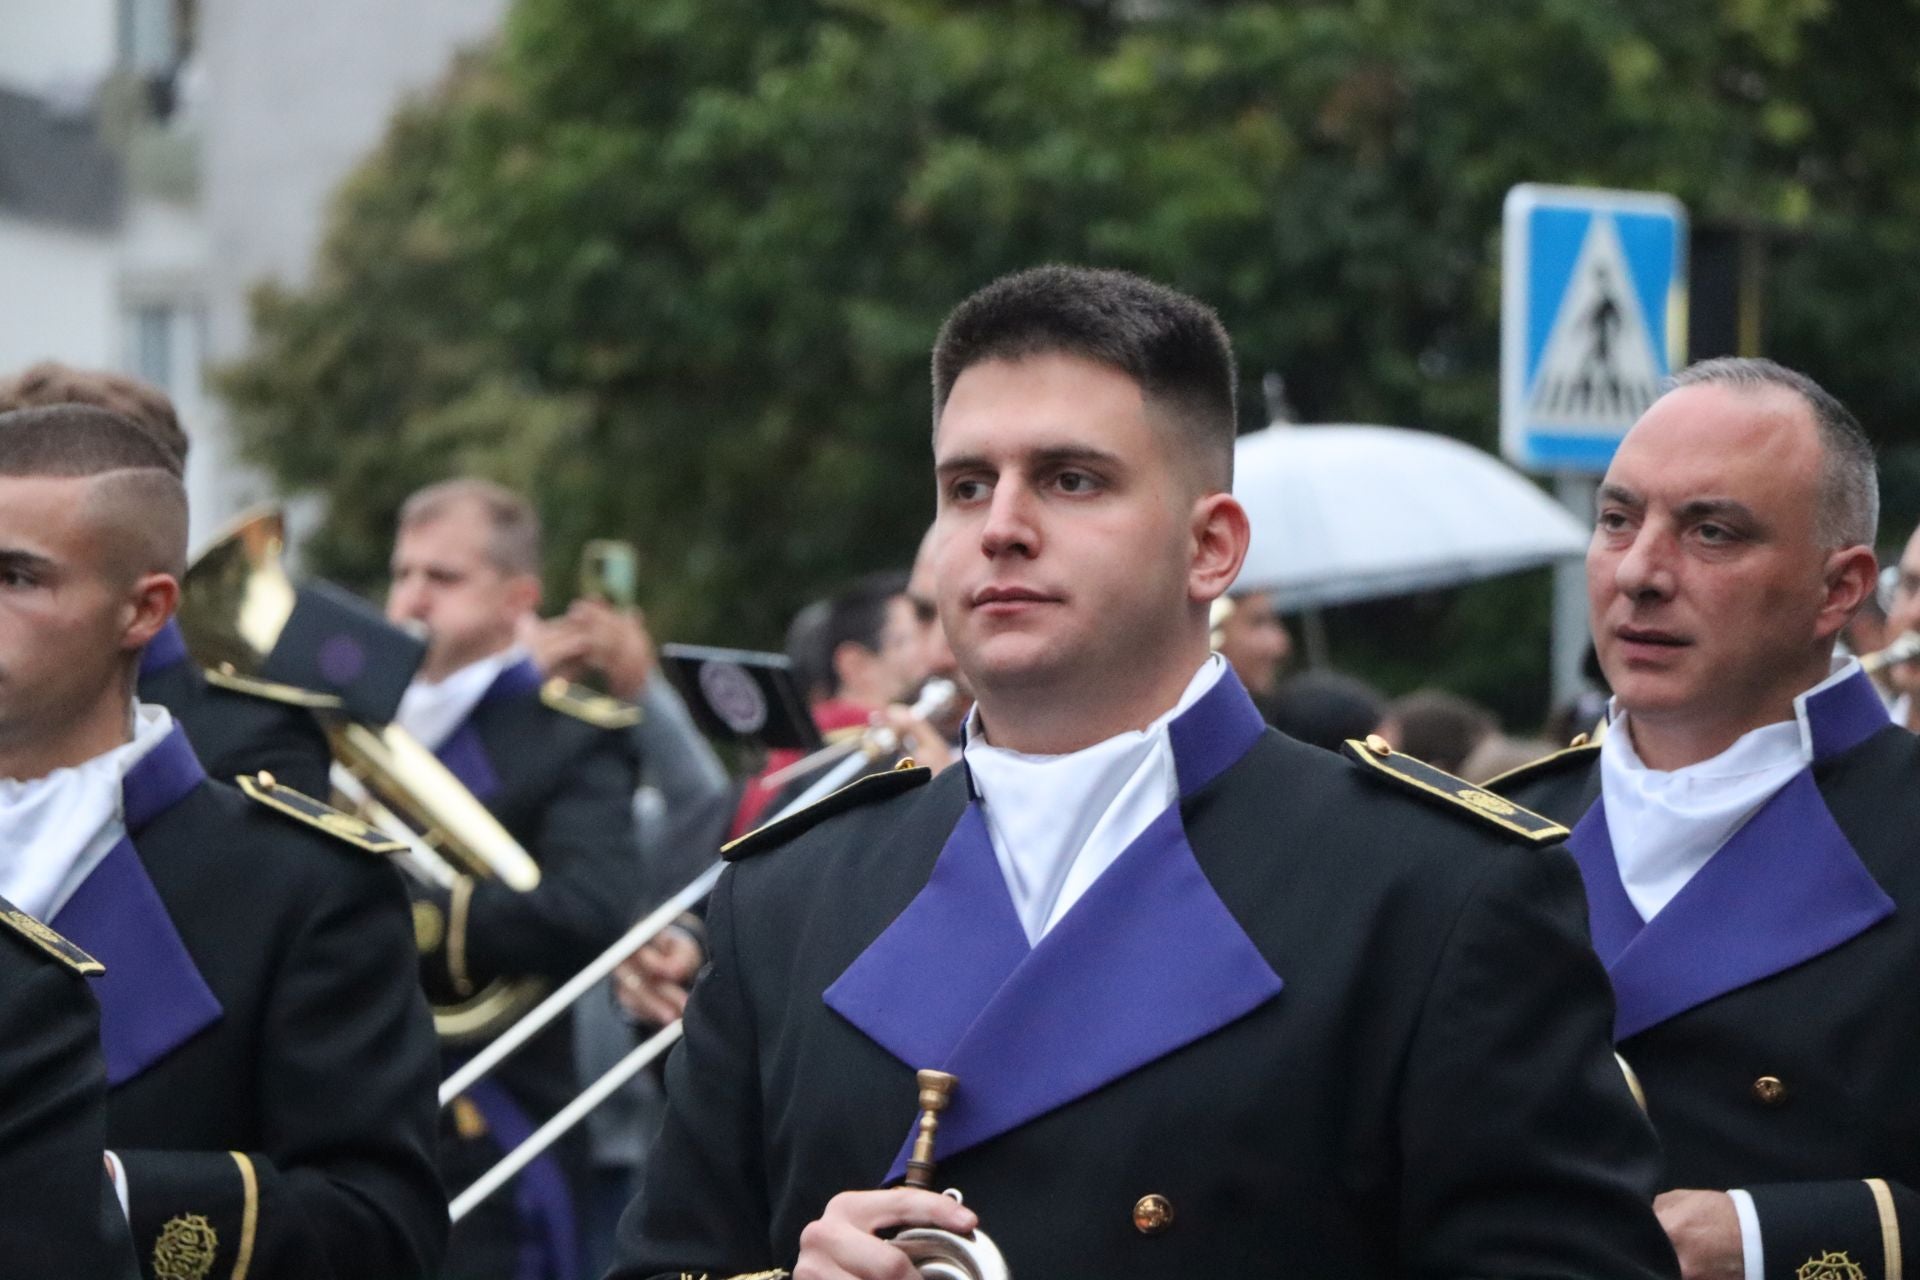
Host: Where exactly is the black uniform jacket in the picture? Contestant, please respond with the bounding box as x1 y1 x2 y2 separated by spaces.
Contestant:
615 672 1677 1278
1494 668 1920 1280
48 721 445 1280
0 901 138 1278
139 620 334 797
413 658 641 1279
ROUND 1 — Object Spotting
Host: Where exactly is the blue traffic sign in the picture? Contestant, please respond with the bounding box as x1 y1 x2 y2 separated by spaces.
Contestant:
1501 185 1688 474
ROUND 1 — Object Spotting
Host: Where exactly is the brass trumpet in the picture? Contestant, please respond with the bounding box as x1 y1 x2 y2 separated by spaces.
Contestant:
178 506 546 1044
894 1070 1010 1280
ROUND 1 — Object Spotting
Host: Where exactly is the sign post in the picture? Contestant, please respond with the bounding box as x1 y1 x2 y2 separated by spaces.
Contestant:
1501 184 1688 711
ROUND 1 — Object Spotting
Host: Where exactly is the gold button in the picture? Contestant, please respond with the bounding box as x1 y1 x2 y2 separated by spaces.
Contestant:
1752 1075 1788 1106
1569 732 1590 748
1364 734 1392 755
1133 1194 1174 1235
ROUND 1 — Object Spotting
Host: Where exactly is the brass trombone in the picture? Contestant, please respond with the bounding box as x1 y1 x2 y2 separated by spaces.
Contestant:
442 677 958 1225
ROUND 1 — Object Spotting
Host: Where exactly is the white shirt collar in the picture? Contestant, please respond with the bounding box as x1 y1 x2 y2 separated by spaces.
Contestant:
0 701 176 922
1599 657 1856 922
962 656 1225 944
395 645 526 751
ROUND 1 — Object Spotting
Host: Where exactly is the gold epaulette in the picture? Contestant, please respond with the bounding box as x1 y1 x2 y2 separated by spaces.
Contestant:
237 772 405 855
203 665 344 709
1480 736 1603 794
1342 735 1569 845
541 678 643 730
0 906 103 976
723 762 932 862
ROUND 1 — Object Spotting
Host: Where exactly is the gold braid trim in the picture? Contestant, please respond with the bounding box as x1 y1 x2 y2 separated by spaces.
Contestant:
448 877 476 997
229 1153 259 1280
1868 1179 1903 1280
675 1272 790 1279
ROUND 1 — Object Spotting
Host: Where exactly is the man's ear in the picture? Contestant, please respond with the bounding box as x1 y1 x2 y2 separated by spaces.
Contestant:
830 641 871 698
1189 492 1251 606
1817 545 1879 641
122 573 180 652
505 572 544 618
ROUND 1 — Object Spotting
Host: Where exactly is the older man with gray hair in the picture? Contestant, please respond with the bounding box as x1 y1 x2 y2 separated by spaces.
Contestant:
1494 357 1920 1280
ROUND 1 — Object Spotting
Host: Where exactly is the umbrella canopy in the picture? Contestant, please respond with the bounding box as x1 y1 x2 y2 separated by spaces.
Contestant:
1231 423 1589 610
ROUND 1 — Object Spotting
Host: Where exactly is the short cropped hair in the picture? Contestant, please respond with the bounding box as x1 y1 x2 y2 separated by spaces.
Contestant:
820 570 909 697
0 404 189 578
1667 357 1878 550
0 362 188 472
931 266 1238 490
397 478 541 576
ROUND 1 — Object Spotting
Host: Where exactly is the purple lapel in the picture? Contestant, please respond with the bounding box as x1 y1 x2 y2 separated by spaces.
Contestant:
51 724 223 1085
430 658 543 801
1570 666 1896 1041
138 618 191 678
1565 803 1643 969
825 665 1282 1178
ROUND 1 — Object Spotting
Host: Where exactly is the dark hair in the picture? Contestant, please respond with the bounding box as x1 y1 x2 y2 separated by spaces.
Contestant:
784 599 834 704
1266 670 1387 754
1388 689 1496 776
0 404 189 577
931 265 1238 489
1667 357 1877 548
819 570 909 697
0 404 180 476
0 362 188 472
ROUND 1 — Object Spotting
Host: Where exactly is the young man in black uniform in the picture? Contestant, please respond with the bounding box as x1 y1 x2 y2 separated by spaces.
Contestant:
0 898 138 1278
612 267 1676 1279
1492 359 1918 1280
0 361 334 794
0 405 444 1280
385 477 643 1280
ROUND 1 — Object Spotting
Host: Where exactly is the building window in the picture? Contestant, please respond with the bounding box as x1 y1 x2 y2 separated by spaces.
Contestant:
132 304 174 390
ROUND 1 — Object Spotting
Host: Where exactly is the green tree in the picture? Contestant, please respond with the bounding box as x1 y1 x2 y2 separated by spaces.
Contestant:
221 0 1920 726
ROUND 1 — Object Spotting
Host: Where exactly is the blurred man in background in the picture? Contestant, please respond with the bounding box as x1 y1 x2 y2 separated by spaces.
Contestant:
0 404 443 1278
0 362 333 794
387 477 642 1280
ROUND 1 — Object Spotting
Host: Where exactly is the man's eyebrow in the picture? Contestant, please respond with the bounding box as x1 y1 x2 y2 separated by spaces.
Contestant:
1675 497 1761 527
0 548 56 575
1596 483 1643 509
934 445 1124 476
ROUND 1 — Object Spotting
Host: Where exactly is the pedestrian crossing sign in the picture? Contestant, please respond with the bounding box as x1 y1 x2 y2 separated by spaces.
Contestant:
1501 184 1688 474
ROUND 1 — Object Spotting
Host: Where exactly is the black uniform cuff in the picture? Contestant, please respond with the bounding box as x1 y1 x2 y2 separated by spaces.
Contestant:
1747 1179 1905 1280
119 1148 260 1280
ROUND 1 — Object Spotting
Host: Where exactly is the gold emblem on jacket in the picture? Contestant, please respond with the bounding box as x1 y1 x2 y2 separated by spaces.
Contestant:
153 1213 219 1280
1796 1251 1865 1280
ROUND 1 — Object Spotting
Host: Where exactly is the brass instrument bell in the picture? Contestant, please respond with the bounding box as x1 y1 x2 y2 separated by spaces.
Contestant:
177 505 546 1044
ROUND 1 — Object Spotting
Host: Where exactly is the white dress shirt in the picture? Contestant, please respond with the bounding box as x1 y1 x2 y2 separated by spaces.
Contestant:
963 657 1226 945
0 702 176 922
1600 657 1861 1280
394 646 527 751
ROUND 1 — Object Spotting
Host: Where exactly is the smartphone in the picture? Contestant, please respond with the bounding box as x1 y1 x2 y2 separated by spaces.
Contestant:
579 540 640 607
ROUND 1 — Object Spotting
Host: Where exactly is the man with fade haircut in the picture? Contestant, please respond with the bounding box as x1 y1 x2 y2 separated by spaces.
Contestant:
0 405 444 1278
384 476 644 1280
1491 357 1920 1280
0 361 334 796
612 266 1676 1279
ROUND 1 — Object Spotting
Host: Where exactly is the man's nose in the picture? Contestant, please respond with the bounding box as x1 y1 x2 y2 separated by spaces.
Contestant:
1613 526 1676 601
980 484 1038 558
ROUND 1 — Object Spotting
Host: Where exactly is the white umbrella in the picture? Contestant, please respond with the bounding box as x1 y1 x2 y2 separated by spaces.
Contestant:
1231 423 1589 610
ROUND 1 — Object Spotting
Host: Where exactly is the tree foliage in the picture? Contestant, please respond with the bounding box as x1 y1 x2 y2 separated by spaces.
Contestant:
220 0 1920 726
